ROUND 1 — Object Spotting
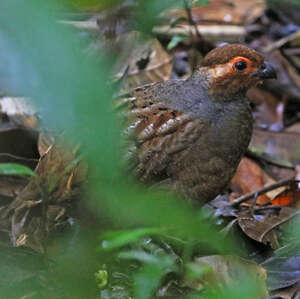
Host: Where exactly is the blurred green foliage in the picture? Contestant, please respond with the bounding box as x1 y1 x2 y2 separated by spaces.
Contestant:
167 34 188 50
1 0 297 298
0 163 35 176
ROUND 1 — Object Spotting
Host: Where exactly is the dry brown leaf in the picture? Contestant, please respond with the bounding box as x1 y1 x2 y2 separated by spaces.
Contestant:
264 164 295 184
193 0 265 24
114 34 172 91
286 122 300 134
263 30 300 76
0 139 87 252
271 166 300 207
260 171 283 201
247 87 283 129
250 128 300 167
271 190 300 207
270 282 300 299
231 157 270 205
284 47 300 70
261 50 300 102
0 176 28 198
165 0 265 25
279 48 300 91
238 207 299 248
38 132 54 157
188 255 268 297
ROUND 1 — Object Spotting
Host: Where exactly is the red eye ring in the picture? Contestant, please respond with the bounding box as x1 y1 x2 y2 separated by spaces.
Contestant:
234 60 247 71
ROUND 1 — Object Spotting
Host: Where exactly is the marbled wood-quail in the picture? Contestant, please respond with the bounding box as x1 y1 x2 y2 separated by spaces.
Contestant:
119 44 277 203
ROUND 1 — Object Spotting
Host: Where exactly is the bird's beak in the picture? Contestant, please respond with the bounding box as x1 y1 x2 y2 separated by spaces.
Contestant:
252 62 277 79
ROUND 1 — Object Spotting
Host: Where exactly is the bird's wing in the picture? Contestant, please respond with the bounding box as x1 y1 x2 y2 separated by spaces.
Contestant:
117 83 204 182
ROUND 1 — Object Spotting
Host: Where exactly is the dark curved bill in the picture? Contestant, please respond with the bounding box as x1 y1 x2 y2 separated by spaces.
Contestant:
252 62 277 79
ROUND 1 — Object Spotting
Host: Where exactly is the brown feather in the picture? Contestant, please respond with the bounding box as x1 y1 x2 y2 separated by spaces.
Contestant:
117 44 275 203
201 44 263 67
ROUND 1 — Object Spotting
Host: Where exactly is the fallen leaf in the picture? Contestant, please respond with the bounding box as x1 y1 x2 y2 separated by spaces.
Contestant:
113 34 172 91
262 171 287 201
38 132 54 157
238 207 299 248
231 157 271 205
0 176 28 198
260 50 300 105
186 255 268 297
271 190 300 207
286 122 300 134
263 164 295 185
269 282 300 299
166 0 265 25
250 129 300 167
247 87 283 129
262 247 300 291
0 138 87 252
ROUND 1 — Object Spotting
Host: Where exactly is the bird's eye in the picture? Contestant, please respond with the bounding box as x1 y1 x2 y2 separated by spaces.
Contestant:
234 60 247 71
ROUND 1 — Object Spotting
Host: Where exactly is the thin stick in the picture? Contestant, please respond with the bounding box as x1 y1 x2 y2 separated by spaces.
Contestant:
229 177 296 207
183 0 213 59
183 0 203 43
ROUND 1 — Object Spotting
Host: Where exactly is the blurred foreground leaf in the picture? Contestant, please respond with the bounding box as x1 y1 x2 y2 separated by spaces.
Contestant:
262 246 300 291
0 163 35 176
191 255 267 297
0 0 227 251
119 244 178 299
167 34 188 50
0 1 276 299
99 227 164 251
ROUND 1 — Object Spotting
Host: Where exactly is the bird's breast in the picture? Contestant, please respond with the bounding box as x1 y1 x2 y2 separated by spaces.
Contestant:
169 99 253 201
202 100 252 163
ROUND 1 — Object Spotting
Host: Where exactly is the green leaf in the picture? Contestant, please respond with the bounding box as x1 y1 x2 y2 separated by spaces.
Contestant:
94 269 108 290
0 163 35 177
191 0 210 6
167 34 188 50
119 249 177 299
99 227 164 251
134 263 166 299
119 250 162 264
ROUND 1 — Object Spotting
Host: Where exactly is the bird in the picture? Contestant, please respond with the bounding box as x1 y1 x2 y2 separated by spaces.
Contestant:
118 44 277 204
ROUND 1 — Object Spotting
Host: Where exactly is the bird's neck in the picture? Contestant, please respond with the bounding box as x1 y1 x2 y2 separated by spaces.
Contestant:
188 68 247 102
187 69 210 90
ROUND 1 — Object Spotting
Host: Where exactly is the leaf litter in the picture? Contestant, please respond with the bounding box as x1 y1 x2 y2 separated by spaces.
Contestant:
2 0 300 298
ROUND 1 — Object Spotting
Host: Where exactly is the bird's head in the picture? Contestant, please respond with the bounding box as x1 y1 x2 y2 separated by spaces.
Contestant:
199 44 277 99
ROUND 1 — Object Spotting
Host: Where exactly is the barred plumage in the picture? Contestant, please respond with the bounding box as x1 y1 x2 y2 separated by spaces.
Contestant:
117 44 276 203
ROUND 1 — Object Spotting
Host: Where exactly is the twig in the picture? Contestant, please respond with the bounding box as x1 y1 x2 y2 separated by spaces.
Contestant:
153 25 246 43
229 177 296 207
183 0 199 71
183 0 213 62
262 31 300 53
183 0 202 44
0 153 39 162
253 205 282 211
